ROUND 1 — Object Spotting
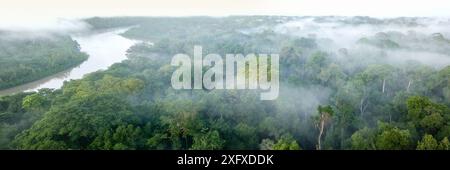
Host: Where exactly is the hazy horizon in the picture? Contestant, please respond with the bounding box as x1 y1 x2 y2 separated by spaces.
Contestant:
1 0 450 31
2 0 450 17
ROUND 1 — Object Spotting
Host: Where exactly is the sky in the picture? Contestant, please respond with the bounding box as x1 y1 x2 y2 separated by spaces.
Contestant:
0 0 450 30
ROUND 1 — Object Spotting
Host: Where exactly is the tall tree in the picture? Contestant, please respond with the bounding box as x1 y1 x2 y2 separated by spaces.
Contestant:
315 105 333 150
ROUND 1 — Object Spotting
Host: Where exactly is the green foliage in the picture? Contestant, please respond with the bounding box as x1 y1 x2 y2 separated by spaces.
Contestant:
375 123 413 150
90 125 143 150
191 130 225 150
351 123 415 150
351 128 376 150
0 35 88 89
12 75 143 150
439 137 450 150
406 96 449 135
272 134 301 150
14 93 137 149
417 134 439 150
416 135 450 150
318 105 334 117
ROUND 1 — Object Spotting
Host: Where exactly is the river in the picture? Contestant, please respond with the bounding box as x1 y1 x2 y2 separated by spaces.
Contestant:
0 28 138 96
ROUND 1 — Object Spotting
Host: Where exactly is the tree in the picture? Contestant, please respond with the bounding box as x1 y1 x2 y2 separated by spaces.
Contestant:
259 139 275 150
375 123 412 150
159 100 204 149
22 94 45 112
406 96 448 135
351 127 376 150
333 98 358 148
272 134 301 150
14 94 137 150
231 123 258 149
22 89 53 112
420 113 444 135
146 133 170 150
439 137 450 150
402 62 434 93
89 125 143 150
417 134 439 150
342 74 371 118
362 64 394 94
318 63 346 87
191 130 225 150
315 105 333 150
306 51 330 82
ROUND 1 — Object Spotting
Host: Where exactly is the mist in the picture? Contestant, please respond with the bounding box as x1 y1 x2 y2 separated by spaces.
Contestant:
0 17 91 40
268 17 450 69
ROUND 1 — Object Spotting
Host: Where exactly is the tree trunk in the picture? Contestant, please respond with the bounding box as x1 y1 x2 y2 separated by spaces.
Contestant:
407 79 412 92
360 97 365 117
382 79 386 93
317 114 325 150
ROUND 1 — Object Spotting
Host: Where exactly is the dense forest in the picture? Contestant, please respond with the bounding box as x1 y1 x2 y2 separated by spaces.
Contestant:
1 16 449 150
0 32 88 90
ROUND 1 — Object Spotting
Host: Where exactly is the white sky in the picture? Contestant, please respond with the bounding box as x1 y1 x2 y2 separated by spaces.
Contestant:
0 0 449 30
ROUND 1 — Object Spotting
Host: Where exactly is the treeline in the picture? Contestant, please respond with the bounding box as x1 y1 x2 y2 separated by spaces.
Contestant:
0 33 88 90
0 16 449 150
